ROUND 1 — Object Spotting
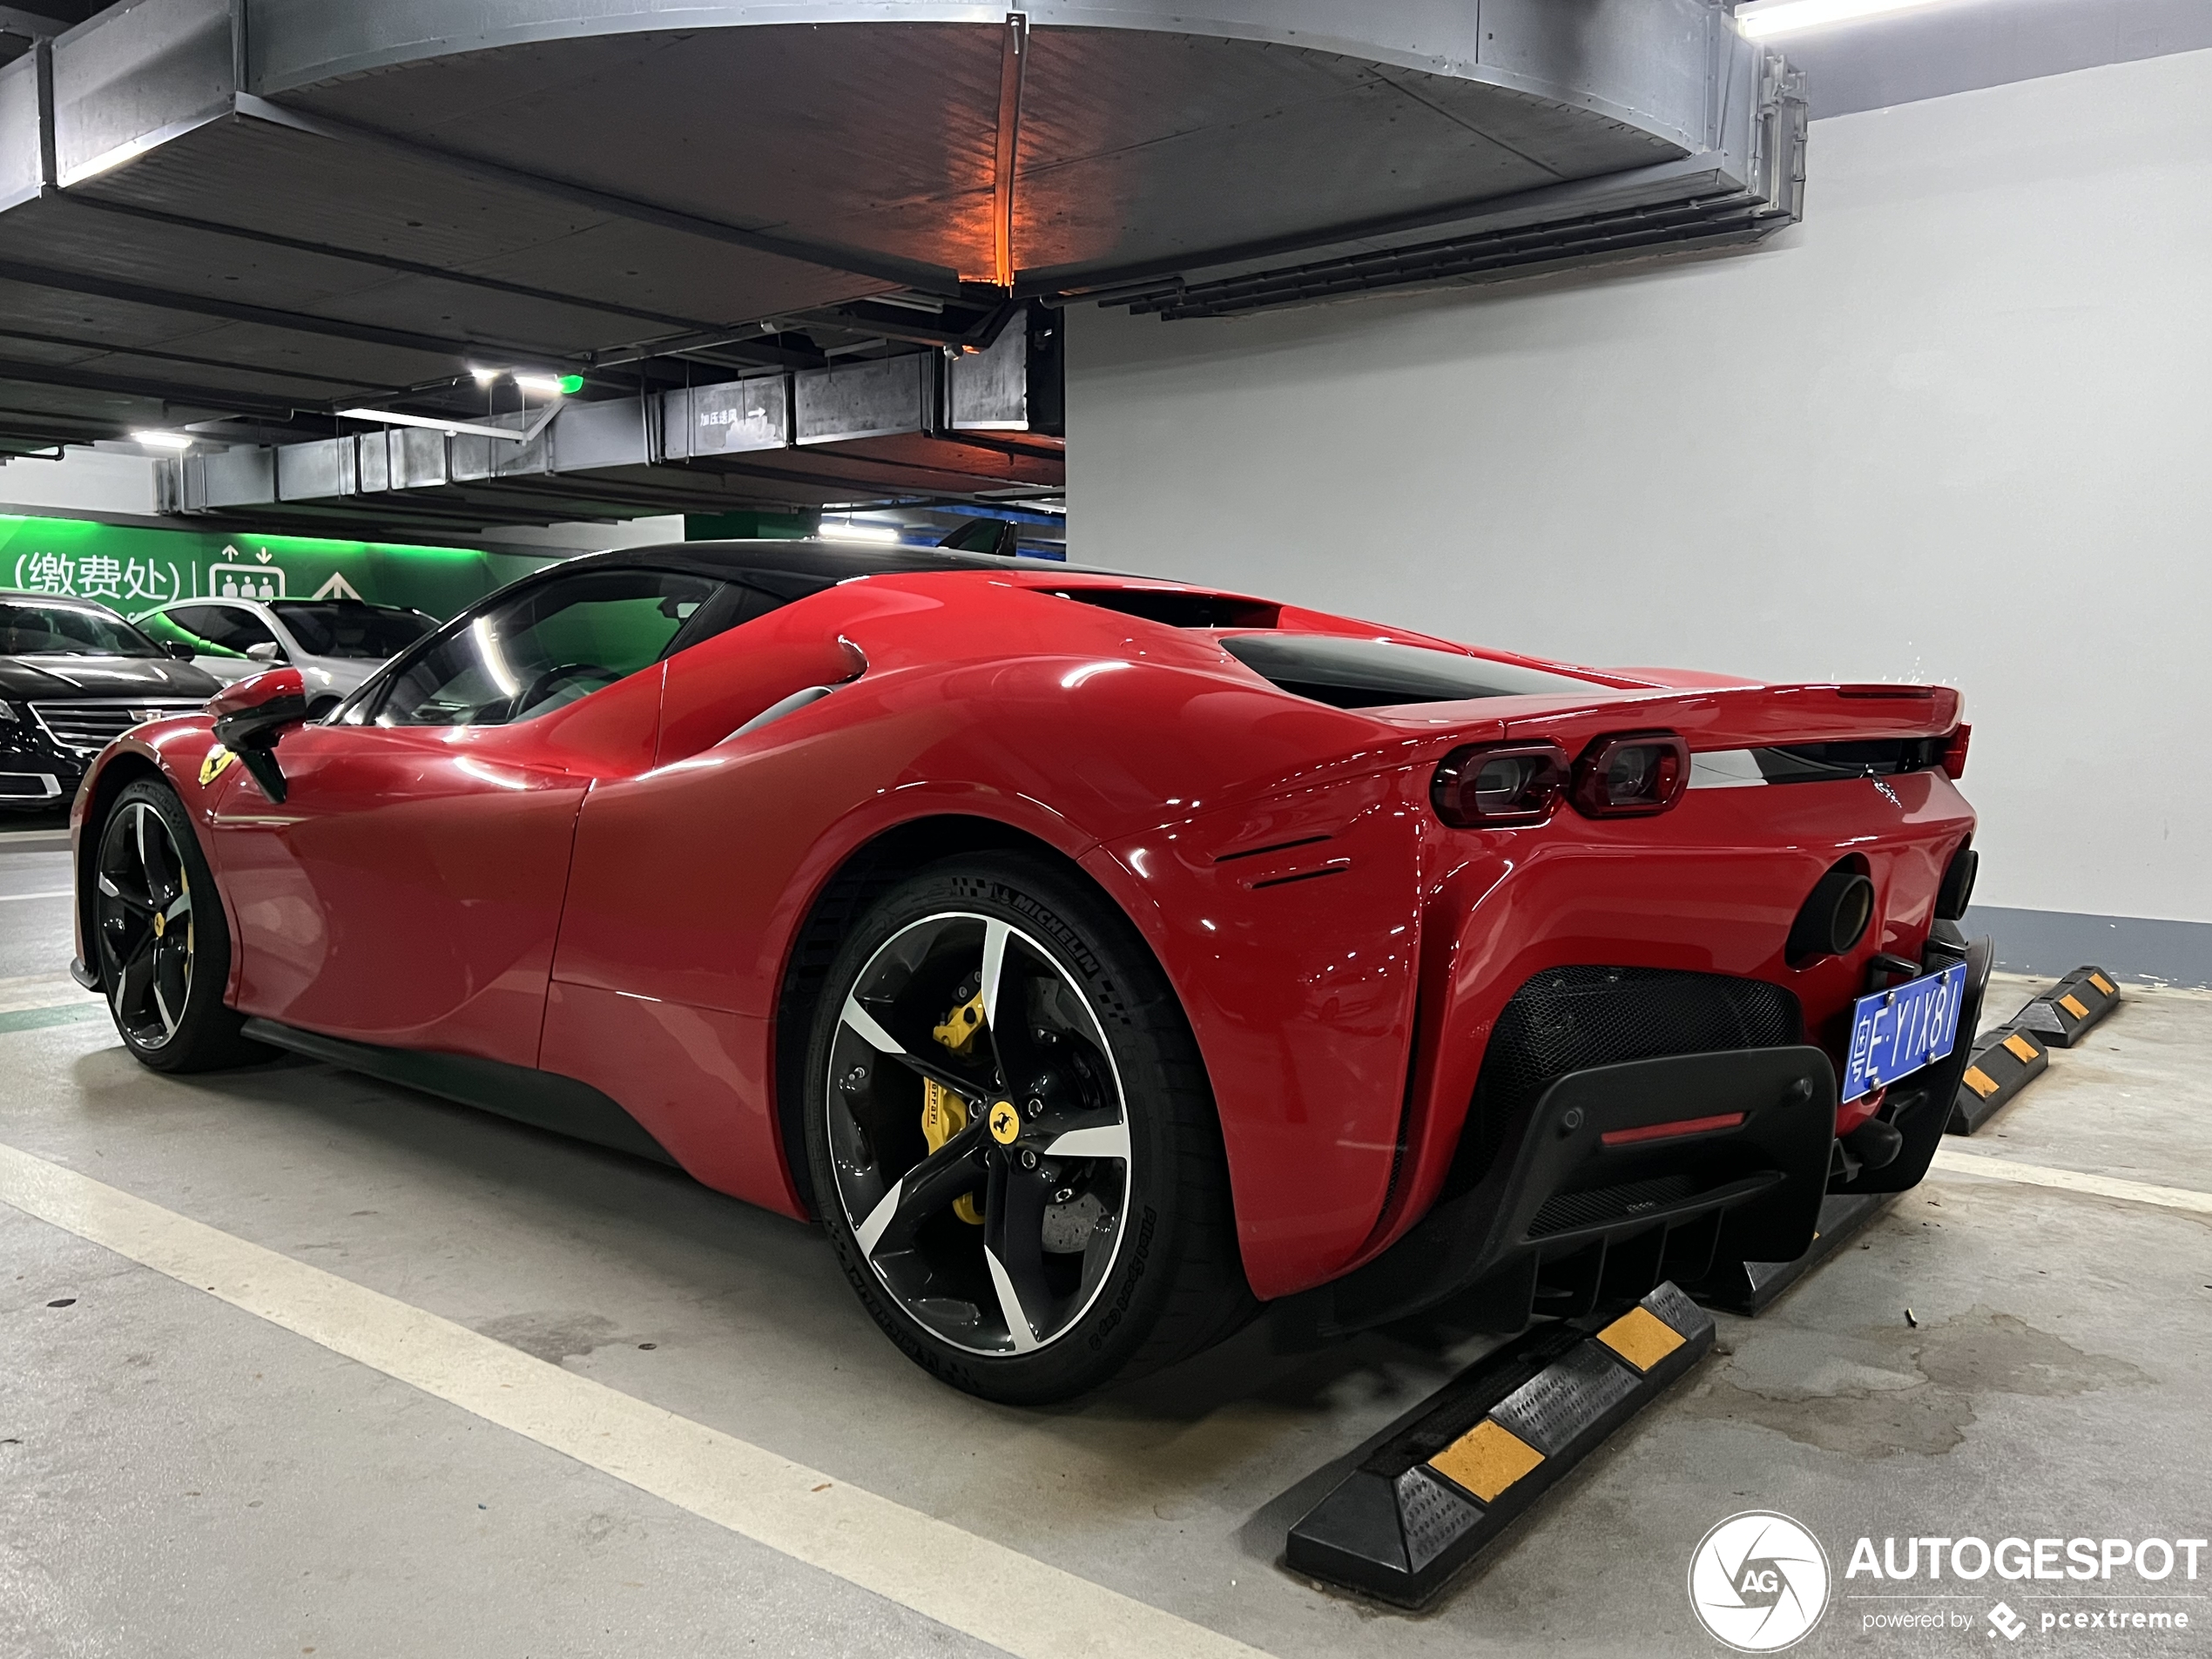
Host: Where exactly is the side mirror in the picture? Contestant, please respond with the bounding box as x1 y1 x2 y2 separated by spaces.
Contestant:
207 667 309 803
246 641 282 664
164 640 197 661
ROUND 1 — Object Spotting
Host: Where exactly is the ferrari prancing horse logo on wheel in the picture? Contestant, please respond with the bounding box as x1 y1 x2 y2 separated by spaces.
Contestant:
988 1100 1021 1144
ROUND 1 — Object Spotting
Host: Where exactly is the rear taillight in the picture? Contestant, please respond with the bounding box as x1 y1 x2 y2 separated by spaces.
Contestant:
1569 732 1689 819
1431 742 1569 827
1940 723 1971 779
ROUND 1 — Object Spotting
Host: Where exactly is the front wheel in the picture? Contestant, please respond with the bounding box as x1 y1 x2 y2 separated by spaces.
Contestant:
93 779 266 1072
804 854 1254 1404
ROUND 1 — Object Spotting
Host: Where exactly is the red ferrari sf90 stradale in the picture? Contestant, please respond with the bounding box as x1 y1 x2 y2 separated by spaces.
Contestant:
69 541 1986 1403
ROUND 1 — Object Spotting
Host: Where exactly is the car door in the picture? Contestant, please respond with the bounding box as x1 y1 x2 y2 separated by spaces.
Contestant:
205 565 718 1068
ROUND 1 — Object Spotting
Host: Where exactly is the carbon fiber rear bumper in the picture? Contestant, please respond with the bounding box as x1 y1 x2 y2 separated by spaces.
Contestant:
1305 1044 1838 1339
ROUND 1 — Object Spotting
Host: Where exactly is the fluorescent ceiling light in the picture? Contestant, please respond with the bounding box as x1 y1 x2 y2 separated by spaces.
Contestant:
819 521 903 545
131 430 194 450
338 408 530 442
1736 0 1957 38
468 368 582 396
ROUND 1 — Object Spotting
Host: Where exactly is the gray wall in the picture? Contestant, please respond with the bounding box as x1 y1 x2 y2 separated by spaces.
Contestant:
1066 46 2212 981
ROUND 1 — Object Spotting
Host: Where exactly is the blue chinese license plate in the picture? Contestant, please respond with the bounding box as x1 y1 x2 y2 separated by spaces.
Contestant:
1841 961 1971 1103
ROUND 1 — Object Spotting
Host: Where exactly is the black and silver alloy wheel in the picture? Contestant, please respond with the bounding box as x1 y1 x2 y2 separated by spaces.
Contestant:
91 779 265 1073
827 911 1134 1357
805 855 1254 1403
97 795 196 1051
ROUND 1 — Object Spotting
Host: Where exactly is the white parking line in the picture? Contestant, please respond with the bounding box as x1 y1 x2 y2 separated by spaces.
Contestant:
0 974 98 1016
0 1139 1272 1659
1929 1148 2212 1215
0 888 71 902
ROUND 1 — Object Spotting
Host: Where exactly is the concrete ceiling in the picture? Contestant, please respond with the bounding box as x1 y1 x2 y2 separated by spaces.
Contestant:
0 0 1802 533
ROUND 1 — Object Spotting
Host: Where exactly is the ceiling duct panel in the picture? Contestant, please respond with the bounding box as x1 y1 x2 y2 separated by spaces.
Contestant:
355 429 391 495
50 0 231 185
0 50 42 210
948 324 1029 433
178 445 274 511
665 377 791 460
390 426 446 491
794 354 935 448
448 428 543 485
549 394 653 472
276 435 355 502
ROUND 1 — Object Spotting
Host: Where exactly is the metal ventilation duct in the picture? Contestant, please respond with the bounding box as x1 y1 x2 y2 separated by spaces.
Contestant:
0 1 1803 525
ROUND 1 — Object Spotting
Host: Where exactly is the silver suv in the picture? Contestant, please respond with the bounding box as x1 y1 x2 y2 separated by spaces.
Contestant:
135 597 438 716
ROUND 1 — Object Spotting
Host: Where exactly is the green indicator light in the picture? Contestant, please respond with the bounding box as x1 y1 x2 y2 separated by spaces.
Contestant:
557 374 585 395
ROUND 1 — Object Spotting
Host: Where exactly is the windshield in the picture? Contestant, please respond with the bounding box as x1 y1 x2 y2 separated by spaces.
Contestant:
0 598 165 658
271 601 439 660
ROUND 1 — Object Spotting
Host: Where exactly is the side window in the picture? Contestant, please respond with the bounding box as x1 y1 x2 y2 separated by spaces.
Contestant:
372 569 717 729
172 604 278 654
138 608 218 655
161 604 247 657
219 608 280 651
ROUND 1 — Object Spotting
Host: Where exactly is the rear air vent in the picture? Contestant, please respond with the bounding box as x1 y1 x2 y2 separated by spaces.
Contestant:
1219 633 1598 710
1213 833 1332 863
1755 738 1949 781
1050 588 1279 629
1248 860 1351 890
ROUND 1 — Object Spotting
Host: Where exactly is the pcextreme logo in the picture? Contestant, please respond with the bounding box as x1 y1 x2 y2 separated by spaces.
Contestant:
1689 1511 1833 1652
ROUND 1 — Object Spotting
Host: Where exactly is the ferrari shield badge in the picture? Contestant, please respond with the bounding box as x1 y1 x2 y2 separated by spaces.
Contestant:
199 745 240 787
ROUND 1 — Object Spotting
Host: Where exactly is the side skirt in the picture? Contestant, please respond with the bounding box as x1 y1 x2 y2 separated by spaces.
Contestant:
239 1018 680 1168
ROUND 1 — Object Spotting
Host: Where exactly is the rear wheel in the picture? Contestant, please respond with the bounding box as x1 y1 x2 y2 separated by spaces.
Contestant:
804 854 1254 1403
94 779 265 1072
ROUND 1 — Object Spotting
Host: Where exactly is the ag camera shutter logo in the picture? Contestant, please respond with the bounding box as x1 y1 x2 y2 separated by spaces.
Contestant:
1689 1511 1832 1651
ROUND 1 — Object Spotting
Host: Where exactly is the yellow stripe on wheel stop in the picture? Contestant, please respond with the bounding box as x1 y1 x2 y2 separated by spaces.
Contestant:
1426 1420 1545 1504
1596 1305 1689 1372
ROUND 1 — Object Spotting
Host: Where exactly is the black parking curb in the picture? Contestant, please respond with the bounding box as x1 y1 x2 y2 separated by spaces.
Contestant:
1284 1283 1712 1608
1948 1027 2050 1135
2004 966 2121 1050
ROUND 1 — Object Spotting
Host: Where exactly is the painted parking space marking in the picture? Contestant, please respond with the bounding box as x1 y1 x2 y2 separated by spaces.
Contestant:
0 973 102 1018
0 1003 108 1035
0 1139 1274 1659
1930 1148 2212 1216
0 888 71 902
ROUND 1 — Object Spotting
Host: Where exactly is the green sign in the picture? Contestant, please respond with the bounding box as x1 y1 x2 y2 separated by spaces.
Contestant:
0 516 560 621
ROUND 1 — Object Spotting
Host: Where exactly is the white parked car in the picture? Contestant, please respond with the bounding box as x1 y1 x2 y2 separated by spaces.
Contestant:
134 597 440 716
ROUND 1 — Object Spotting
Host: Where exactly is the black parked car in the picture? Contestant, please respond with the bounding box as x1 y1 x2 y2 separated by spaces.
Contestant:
0 592 223 811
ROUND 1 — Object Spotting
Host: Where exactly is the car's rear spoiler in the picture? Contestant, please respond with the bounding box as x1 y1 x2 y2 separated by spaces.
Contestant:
1382 682 1964 753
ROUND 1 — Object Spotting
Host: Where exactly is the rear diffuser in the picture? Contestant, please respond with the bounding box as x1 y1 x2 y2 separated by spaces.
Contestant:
1687 1190 1894 1316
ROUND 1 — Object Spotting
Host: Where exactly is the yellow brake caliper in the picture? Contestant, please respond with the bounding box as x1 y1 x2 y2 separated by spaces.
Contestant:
922 990 988 1224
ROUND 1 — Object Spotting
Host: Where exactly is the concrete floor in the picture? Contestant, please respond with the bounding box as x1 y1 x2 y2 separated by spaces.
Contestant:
3 822 2209 1657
